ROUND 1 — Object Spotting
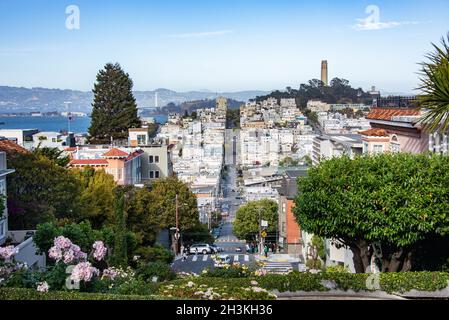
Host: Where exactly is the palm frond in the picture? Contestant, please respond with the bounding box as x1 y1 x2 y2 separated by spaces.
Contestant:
417 32 449 133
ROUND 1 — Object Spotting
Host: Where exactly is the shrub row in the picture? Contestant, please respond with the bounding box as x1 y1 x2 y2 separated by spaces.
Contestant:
257 272 449 294
0 288 163 301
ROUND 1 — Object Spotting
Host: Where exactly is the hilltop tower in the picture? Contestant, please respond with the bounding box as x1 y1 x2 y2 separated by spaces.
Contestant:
321 60 328 86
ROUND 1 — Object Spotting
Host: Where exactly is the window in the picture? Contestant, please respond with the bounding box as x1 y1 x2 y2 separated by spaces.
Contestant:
373 145 384 154
117 169 123 180
149 171 154 179
155 156 160 163
137 134 147 145
149 156 154 164
155 171 160 179
0 221 5 239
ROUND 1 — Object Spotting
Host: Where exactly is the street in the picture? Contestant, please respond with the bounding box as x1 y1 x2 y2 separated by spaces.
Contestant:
172 128 254 274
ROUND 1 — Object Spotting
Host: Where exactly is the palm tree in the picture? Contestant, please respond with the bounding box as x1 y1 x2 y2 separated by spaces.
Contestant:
417 33 449 132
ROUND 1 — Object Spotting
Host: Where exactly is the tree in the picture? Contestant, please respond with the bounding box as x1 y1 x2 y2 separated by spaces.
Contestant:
33 147 70 167
306 235 326 270
88 63 141 144
294 153 449 273
110 188 128 267
233 200 278 240
418 32 449 132
7 153 82 230
146 177 200 231
71 168 116 229
127 186 164 246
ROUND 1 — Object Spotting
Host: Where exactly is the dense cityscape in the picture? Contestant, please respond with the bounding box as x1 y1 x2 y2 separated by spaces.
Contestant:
1 1 449 310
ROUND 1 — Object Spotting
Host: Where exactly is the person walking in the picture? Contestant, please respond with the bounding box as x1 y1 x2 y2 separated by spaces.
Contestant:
264 245 269 258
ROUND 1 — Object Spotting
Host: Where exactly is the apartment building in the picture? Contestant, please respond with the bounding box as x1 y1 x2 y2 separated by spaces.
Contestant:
0 129 38 149
366 108 448 155
312 134 363 166
278 170 307 256
67 147 143 185
0 152 14 245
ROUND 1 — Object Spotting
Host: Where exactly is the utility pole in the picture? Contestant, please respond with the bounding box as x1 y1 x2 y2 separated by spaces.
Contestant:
258 206 263 255
172 194 180 255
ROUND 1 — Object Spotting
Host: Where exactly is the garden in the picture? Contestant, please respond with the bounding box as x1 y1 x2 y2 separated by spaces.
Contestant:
2 235 449 300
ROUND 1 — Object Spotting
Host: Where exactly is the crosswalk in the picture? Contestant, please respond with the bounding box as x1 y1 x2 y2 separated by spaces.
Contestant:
186 254 251 263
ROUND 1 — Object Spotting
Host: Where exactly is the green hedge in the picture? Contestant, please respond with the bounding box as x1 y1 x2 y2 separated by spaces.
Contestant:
3 272 449 300
256 272 449 294
0 288 163 300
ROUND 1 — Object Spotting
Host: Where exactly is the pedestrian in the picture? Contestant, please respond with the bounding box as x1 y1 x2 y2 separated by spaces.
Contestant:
264 245 269 258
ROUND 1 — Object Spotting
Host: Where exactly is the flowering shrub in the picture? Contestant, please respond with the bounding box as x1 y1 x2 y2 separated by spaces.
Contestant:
48 236 87 264
158 278 277 300
70 262 99 283
92 241 107 262
0 246 18 262
36 282 49 293
201 262 251 278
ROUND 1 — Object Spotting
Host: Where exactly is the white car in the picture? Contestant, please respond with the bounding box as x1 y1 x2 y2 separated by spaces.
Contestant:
189 244 213 255
214 255 231 268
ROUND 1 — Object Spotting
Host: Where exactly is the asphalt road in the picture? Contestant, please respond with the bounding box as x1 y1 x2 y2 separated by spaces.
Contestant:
171 129 253 274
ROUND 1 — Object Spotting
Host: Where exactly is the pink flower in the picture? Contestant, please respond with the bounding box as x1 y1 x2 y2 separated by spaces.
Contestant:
48 237 87 264
63 249 75 264
54 236 73 249
70 262 99 283
102 267 119 281
0 246 18 261
37 281 49 293
92 241 107 261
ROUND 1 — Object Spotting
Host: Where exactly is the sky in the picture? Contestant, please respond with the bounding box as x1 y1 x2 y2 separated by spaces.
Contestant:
0 0 448 93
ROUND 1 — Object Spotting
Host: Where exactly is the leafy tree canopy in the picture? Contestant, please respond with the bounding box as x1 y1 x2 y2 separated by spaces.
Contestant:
294 153 449 273
233 199 278 240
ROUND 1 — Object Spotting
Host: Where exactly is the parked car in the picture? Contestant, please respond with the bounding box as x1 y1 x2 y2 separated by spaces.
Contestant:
214 255 231 268
189 244 213 255
210 244 223 253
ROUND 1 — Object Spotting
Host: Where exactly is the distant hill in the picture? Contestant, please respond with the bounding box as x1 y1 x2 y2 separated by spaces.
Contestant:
0 86 268 114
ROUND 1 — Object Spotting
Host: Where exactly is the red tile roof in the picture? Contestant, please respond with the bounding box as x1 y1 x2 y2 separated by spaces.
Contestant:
359 128 389 137
64 147 77 152
367 108 421 121
0 140 29 155
102 148 129 158
126 149 144 162
69 159 109 166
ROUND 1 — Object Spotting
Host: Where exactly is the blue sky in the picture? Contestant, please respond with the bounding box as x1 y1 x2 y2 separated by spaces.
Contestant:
0 0 448 93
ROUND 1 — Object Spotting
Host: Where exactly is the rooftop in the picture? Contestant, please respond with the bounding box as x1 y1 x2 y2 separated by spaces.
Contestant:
0 140 29 155
102 148 129 158
69 159 109 166
367 108 421 121
359 128 389 137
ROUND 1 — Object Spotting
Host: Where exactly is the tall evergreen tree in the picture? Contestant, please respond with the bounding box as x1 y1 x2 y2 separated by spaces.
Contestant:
88 63 141 144
111 188 128 267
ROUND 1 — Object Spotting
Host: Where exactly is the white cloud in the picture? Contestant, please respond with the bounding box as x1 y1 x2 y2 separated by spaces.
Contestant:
353 19 420 31
168 30 233 38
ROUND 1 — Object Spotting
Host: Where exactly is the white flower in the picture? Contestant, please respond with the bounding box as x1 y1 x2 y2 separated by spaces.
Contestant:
37 282 49 293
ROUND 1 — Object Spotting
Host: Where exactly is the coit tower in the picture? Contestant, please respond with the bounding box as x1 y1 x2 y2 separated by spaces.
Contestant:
321 60 328 86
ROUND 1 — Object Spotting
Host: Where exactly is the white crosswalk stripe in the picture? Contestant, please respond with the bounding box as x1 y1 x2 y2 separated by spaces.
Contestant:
192 255 198 262
202 255 208 262
244 255 249 262
234 255 239 262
